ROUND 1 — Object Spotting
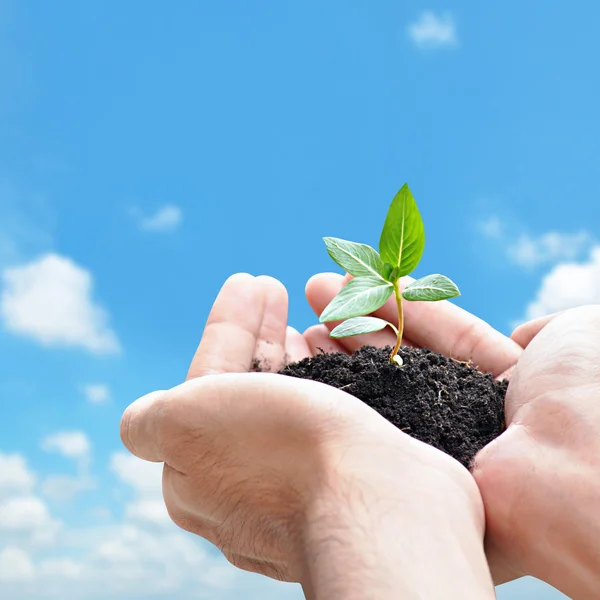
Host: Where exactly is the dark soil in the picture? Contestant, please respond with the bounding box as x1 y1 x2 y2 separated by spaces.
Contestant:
278 345 507 469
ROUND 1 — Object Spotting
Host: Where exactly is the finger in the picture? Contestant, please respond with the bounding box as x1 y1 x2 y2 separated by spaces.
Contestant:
400 281 522 376
307 272 522 376
495 364 516 382
187 273 266 379
253 276 289 372
305 273 409 353
303 324 347 355
120 390 169 462
285 326 311 364
510 312 563 348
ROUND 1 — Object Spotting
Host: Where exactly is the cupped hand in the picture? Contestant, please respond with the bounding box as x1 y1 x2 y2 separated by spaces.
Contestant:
473 307 600 597
120 273 490 588
305 272 527 580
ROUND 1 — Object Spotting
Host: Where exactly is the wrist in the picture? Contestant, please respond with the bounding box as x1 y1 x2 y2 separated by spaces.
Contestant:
299 434 494 599
519 457 600 596
474 425 600 597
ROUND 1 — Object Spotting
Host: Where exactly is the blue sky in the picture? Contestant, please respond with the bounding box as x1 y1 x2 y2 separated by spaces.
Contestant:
1 1 598 597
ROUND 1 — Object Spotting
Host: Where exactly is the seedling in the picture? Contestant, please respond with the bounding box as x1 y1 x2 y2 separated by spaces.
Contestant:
320 183 460 365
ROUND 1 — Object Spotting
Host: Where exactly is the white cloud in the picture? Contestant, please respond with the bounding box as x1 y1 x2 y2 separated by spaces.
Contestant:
41 474 95 502
0 496 54 532
407 11 457 49
110 452 163 496
0 547 35 583
509 231 593 269
478 215 504 240
82 383 111 405
521 246 600 321
478 215 594 270
134 205 182 233
0 495 61 546
41 432 91 461
0 253 120 354
110 452 169 527
125 499 172 528
89 506 112 520
40 432 95 501
0 446 303 600
0 452 36 496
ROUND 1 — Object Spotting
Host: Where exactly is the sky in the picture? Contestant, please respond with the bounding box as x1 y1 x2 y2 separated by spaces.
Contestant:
1 1 599 598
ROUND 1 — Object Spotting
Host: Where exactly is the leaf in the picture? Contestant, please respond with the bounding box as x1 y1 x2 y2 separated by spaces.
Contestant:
323 237 386 280
330 316 390 338
319 276 394 323
402 274 461 302
382 262 394 281
378 184 425 278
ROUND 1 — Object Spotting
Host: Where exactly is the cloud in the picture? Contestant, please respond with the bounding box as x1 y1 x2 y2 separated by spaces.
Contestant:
521 246 600 321
41 475 96 503
41 432 91 461
0 547 35 583
0 452 36 496
407 11 457 49
133 205 182 233
0 496 55 532
40 432 95 501
477 215 594 270
0 447 303 599
478 215 504 240
82 384 111 405
110 452 163 496
0 495 61 546
508 231 593 269
0 253 121 354
110 453 169 528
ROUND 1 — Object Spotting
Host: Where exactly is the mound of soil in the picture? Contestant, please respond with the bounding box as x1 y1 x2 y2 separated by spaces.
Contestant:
279 345 507 468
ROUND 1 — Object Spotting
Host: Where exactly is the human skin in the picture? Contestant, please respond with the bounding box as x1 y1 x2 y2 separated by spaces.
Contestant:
120 274 496 599
473 307 600 598
309 273 600 596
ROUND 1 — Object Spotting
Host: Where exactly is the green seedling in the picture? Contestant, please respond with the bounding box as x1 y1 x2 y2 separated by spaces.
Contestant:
320 183 460 366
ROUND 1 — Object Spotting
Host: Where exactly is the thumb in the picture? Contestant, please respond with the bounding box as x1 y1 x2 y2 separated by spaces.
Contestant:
511 312 562 348
120 390 169 462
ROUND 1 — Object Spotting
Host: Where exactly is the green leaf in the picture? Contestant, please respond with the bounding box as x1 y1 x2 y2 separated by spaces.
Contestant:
330 316 390 338
402 274 461 302
323 237 386 280
382 262 394 281
378 184 425 278
319 276 394 323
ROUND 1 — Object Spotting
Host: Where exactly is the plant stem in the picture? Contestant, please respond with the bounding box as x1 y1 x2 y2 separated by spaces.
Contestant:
390 283 404 363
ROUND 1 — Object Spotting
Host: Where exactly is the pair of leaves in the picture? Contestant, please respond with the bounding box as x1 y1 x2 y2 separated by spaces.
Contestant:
320 184 460 337
328 273 460 338
323 271 460 335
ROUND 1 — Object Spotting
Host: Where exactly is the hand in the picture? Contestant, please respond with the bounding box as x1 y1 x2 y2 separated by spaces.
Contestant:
120 274 495 599
473 307 600 597
304 272 526 581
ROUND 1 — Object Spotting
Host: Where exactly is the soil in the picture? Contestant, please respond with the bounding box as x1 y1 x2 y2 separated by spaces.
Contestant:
278 345 508 469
